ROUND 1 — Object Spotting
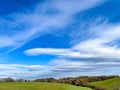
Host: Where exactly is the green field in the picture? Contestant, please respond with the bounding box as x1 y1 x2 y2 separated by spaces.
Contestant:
0 82 92 90
90 77 120 90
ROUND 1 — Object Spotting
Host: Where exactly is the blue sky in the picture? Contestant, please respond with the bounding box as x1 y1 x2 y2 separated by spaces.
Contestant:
0 0 120 79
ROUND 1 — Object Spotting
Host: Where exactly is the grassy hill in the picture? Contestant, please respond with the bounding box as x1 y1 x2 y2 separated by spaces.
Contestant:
0 82 93 90
90 77 120 90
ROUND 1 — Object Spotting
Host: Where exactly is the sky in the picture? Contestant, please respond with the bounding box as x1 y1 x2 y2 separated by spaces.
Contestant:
0 0 120 79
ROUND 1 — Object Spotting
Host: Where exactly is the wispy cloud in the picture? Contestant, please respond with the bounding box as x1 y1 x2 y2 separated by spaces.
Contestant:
24 23 120 59
23 14 120 78
96 61 120 65
73 23 120 59
0 0 104 54
0 59 120 79
0 36 16 48
2 0 120 79
0 64 49 79
24 47 97 59
24 48 71 56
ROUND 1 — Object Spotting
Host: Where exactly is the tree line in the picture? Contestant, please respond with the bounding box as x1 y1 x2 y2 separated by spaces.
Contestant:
0 75 119 90
34 75 119 90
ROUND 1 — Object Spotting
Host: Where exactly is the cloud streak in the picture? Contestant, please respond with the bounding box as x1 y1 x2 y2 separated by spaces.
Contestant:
24 23 120 59
0 56 120 79
1 59 119 79
73 23 120 59
1 0 120 79
0 0 104 54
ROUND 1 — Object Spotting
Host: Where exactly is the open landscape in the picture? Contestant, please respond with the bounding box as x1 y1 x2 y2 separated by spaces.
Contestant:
0 76 119 90
0 0 120 90
0 82 92 90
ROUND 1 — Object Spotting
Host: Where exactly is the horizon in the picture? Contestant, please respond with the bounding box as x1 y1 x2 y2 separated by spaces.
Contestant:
0 0 120 79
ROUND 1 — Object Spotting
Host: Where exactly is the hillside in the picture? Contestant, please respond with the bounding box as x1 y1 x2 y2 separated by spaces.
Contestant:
0 82 93 90
90 77 120 90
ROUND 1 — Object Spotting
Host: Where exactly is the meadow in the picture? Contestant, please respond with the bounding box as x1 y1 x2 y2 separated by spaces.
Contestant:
90 77 120 90
0 82 93 90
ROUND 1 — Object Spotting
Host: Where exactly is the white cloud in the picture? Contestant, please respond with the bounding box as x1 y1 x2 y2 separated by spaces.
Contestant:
22 13 120 59
24 24 120 58
23 22 120 79
97 62 120 65
50 59 92 70
0 0 104 54
0 59 94 79
0 64 48 71
0 59 119 79
0 36 16 48
24 48 71 56
2 0 120 79
73 23 120 59
24 47 98 59
0 64 50 79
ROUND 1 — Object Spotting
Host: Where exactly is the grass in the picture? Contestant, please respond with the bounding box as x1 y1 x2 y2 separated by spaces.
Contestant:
90 77 120 90
0 82 93 90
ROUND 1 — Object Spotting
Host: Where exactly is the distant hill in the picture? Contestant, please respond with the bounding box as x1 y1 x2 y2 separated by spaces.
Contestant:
0 82 93 90
90 77 120 90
